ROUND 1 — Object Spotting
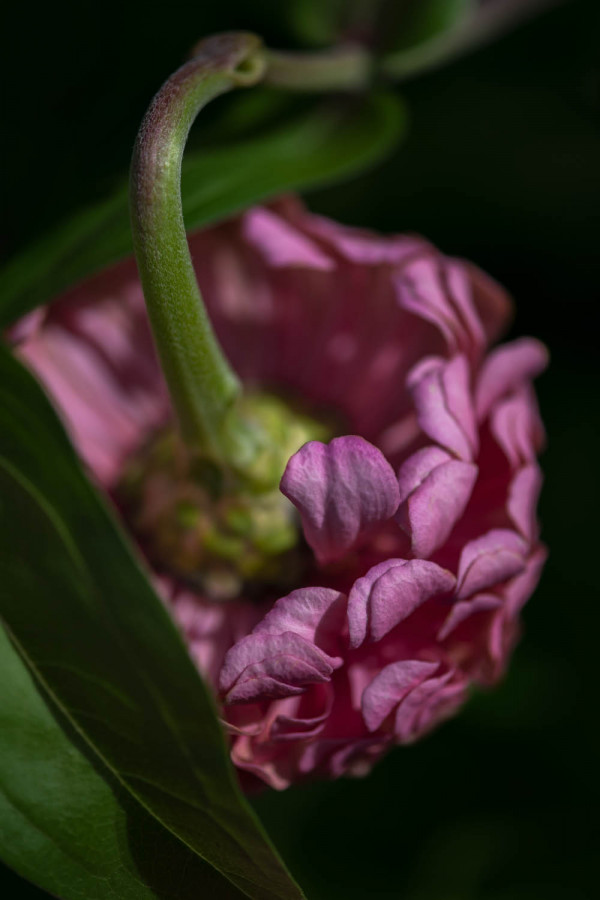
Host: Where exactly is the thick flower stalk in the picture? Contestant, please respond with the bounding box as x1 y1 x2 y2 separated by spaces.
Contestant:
14 197 547 789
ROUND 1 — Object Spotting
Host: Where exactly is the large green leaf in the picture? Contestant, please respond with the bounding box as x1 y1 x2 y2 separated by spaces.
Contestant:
0 91 405 328
0 624 247 900
0 345 305 900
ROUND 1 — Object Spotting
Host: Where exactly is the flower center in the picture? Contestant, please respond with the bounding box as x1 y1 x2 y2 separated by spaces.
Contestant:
117 391 331 600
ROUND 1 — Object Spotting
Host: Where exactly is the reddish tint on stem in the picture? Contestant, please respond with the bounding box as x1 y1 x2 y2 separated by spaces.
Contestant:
15 197 548 789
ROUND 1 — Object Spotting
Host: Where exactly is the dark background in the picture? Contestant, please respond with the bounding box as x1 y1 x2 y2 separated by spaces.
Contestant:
2 1 599 897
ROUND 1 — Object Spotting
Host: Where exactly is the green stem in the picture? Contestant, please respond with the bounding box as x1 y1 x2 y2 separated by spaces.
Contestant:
130 33 266 460
263 45 370 92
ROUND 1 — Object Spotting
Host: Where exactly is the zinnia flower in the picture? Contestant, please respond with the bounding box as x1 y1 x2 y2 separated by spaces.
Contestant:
14 196 547 789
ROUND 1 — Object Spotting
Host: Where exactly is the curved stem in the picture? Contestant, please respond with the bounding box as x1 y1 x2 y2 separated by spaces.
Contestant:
130 33 266 460
263 45 370 92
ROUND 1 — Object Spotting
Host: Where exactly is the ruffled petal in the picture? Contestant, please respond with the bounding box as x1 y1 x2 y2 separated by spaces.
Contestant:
296 206 429 265
464 262 513 345
269 685 334 740
396 445 478 557
220 631 341 704
397 256 479 353
17 284 168 487
393 669 467 744
168 585 263 686
242 207 335 271
407 355 478 461
348 558 456 648
475 337 549 421
437 593 502 641
253 586 346 657
508 464 543 543
280 436 400 564
456 529 528 600
362 660 440 732
488 546 548 670
490 389 545 468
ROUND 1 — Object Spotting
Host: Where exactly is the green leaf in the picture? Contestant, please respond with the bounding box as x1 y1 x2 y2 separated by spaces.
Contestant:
391 0 473 51
286 0 346 46
0 624 248 900
381 0 556 82
0 345 305 900
0 91 405 328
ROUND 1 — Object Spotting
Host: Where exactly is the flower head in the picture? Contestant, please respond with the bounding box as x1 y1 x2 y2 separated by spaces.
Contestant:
15 197 547 789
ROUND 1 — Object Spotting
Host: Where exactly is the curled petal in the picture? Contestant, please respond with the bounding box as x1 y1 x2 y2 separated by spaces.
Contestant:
407 355 478 461
348 558 456 648
219 632 341 704
280 436 400 564
504 545 548 622
394 670 467 744
253 586 346 657
362 660 440 732
230 735 292 791
395 256 484 357
242 207 335 271
269 685 334 741
396 446 478 558
456 529 528 600
490 389 545 468
488 546 548 670
438 593 502 641
475 337 549 421
464 262 513 345
508 464 543 543
17 289 168 487
297 206 429 264
169 586 263 685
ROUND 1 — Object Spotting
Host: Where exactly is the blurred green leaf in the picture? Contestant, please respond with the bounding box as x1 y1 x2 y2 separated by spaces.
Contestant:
0 345 305 900
381 0 559 82
0 625 249 900
0 92 405 328
391 0 473 51
286 0 345 45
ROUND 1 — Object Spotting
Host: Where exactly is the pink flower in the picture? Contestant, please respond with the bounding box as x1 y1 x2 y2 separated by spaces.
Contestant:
14 197 547 789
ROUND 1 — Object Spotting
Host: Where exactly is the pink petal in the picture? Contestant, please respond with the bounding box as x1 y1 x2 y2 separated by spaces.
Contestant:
503 544 548 622
464 262 513 346
456 529 528 600
394 670 467 744
242 207 335 271
508 464 543 543
407 355 478 461
230 735 292 791
253 586 346 656
438 593 502 641
396 445 478 558
490 389 545 468
7 307 46 343
362 660 440 732
269 685 334 740
475 338 549 421
348 558 456 648
395 256 484 357
326 740 388 779
167 583 264 688
18 289 168 487
444 261 486 354
220 631 340 704
280 436 400 564
488 545 548 666
298 209 429 264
